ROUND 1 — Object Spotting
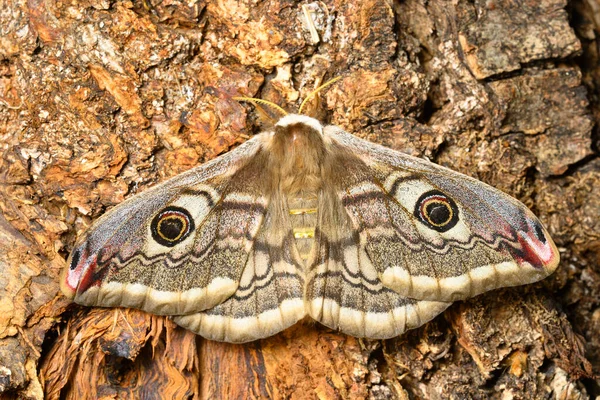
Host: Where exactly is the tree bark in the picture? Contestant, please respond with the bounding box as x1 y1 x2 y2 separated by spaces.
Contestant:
0 0 598 398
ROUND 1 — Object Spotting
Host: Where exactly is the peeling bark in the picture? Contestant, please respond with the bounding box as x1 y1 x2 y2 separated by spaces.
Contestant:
0 0 598 398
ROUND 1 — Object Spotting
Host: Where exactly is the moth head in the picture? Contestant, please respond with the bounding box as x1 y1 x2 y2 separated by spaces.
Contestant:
270 114 326 152
275 114 323 135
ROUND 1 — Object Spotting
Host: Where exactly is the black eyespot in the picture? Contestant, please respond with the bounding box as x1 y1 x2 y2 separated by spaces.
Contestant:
414 190 459 232
151 206 195 247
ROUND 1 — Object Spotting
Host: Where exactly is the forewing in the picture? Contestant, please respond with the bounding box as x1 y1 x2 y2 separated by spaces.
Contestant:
174 197 306 342
305 194 450 339
324 126 560 302
61 137 273 315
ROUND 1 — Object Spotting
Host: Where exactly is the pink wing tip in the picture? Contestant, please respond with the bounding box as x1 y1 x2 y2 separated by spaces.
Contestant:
516 217 560 274
61 247 102 300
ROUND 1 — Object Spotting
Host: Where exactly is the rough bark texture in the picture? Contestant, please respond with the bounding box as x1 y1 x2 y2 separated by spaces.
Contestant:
0 0 598 398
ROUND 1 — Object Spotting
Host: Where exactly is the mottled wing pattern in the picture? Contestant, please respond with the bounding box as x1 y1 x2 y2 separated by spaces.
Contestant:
174 198 306 342
62 137 273 316
62 113 560 342
324 126 560 302
305 193 450 339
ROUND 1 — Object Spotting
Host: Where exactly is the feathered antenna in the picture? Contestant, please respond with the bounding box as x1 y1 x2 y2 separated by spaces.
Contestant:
298 76 342 115
233 75 341 118
232 97 289 118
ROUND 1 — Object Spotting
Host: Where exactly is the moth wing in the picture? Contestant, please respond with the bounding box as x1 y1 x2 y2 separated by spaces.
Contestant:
305 195 450 339
324 126 560 302
61 136 274 316
174 197 306 342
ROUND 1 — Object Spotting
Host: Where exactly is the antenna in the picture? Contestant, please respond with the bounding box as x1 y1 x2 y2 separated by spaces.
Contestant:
298 76 342 115
232 97 288 117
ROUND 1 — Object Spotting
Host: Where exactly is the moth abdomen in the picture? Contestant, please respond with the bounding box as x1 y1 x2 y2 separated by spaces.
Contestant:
288 196 318 262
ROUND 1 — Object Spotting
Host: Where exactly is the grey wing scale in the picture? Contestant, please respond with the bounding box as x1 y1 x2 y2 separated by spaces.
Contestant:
174 201 306 343
305 194 450 339
323 126 559 303
62 118 560 342
63 137 274 316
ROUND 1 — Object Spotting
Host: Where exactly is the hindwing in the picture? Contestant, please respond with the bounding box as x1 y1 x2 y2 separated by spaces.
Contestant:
305 186 450 339
174 197 306 343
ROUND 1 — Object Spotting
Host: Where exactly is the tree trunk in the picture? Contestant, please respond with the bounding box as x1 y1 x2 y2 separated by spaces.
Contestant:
0 0 598 398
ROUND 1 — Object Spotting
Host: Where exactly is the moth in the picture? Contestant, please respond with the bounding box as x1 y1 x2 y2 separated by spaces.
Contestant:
61 95 560 343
